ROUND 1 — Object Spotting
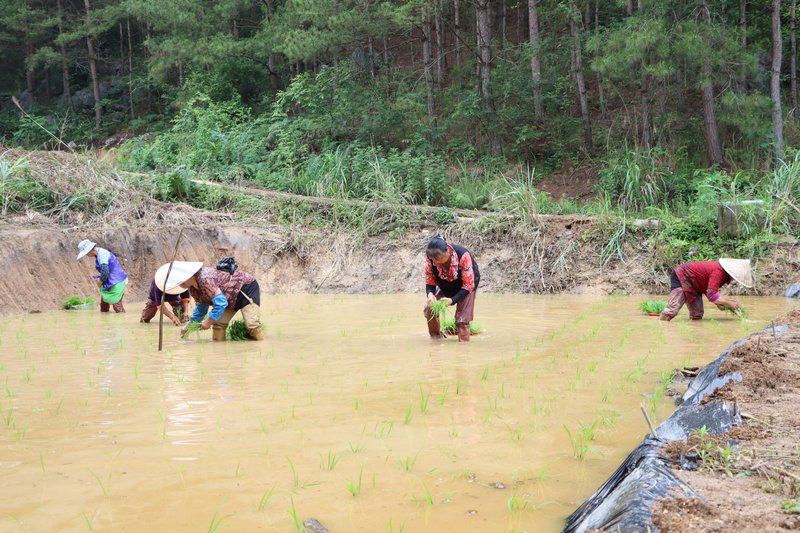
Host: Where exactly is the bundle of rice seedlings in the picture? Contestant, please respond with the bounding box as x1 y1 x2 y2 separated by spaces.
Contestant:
720 304 748 319
183 321 202 336
639 300 667 315
441 318 482 335
63 295 96 310
428 300 448 322
226 319 264 341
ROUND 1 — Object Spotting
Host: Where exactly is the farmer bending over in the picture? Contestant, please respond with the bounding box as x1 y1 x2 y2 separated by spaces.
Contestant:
77 239 128 313
140 274 190 325
424 235 480 342
156 261 265 341
660 258 753 321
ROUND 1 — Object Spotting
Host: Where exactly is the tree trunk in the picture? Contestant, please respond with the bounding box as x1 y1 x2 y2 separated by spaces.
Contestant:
627 0 634 16
592 0 605 116
368 36 376 77
57 0 73 110
435 10 444 88
422 17 437 130
24 28 34 94
772 0 785 160
500 0 507 45
528 0 544 122
792 0 798 117
127 18 134 119
84 0 102 129
700 1 724 166
382 37 389 65
569 2 592 152
454 0 462 66
740 0 747 50
478 0 502 156
233 18 239 40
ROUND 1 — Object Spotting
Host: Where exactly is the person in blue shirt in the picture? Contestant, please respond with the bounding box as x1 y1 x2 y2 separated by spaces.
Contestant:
77 239 128 313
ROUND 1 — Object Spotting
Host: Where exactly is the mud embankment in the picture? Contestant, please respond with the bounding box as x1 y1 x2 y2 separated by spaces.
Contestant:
564 310 800 533
0 215 798 314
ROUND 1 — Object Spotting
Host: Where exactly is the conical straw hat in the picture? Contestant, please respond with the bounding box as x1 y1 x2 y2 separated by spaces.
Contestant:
719 258 754 288
154 261 203 295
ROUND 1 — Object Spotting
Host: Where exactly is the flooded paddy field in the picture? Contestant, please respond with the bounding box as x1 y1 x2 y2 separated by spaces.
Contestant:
0 294 795 532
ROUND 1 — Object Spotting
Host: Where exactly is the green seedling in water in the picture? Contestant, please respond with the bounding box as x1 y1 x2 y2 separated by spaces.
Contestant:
438 385 449 406
412 485 434 506
320 450 340 471
564 422 602 460
399 452 420 472
507 492 531 512
347 467 363 496
480 367 489 382
63 295 96 310
288 496 302 531
207 502 233 533
419 386 430 414
639 300 667 315
403 402 413 425
257 488 274 511
87 468 110 497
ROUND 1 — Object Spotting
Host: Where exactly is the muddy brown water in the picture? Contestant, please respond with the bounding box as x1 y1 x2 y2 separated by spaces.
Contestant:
0 294 796 532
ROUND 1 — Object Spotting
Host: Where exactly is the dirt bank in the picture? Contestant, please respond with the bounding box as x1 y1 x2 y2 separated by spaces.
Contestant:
652 310 800 532
0 213 798 314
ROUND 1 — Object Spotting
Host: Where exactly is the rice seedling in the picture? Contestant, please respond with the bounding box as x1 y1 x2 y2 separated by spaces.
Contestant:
403 401 413 425
256 488 275 511
63 296 96 310
347 466 363 496
320 450 340 471
399 452 420 473
480 367 489 382
412 485 434 506
288 497 303 531
82 510 98 532
564 422 602 460
428 300 448 323
639 300 667 315
418 386 430 414
438 385 449 406
375 420 394 439
507 492 531 512
87 468 110 497
183 321 202 336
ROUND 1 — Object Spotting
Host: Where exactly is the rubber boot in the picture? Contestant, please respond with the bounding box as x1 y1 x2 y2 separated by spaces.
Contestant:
248 327 266 341
212 327 227 342
456 323 470 343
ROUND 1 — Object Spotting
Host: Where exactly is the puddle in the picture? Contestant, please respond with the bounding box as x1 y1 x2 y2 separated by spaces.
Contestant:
0 294 795 531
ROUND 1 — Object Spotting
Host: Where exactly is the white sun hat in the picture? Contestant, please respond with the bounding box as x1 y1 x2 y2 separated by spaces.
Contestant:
719 258 754 288
76 239 96 260
155 261 203 295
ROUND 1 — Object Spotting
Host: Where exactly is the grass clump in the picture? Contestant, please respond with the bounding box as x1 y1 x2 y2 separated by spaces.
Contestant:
639 300 667 315
63 295 96 310
226 319 264 341
428 300 448 322
441 318 482 335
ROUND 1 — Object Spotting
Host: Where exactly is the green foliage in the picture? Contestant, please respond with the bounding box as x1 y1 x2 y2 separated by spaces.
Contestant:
226 319 263 341
62 295 96 309
440 319 482 335
428 300 448 323
639 300 667 315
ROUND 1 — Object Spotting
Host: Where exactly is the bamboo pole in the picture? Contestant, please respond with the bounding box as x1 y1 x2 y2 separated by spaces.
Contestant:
158 229 184 351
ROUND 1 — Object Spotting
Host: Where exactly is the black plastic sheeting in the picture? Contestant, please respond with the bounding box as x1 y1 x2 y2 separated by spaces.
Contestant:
563 325 790 533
